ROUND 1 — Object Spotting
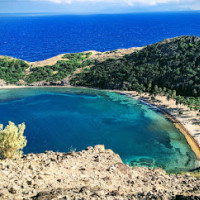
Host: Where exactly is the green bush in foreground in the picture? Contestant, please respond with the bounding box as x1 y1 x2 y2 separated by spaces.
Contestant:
0 121 27 159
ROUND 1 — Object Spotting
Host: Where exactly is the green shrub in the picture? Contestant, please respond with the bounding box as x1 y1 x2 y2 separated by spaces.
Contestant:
0 121 27 159
62 53 85 60
85 52 93 58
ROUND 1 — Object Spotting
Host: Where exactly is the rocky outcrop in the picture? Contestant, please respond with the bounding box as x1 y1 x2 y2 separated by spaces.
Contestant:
16 79 27 86
0 145 200 200
29 80 66 86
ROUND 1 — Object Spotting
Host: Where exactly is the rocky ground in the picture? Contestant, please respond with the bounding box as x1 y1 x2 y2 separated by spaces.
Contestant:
0 145 200 200
29 47 142 68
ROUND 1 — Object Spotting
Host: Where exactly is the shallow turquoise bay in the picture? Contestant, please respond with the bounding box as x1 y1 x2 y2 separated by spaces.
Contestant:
0 87 198 172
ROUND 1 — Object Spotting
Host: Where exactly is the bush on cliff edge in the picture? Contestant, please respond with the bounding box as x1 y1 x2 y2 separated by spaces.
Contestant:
0 121 27 159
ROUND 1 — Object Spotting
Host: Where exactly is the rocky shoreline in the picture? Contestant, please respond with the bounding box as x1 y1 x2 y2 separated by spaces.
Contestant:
0 145 200 200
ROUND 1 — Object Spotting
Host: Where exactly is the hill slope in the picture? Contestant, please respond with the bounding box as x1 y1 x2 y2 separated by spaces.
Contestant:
0 48 138 86
0 145 200 199
71 36 200 97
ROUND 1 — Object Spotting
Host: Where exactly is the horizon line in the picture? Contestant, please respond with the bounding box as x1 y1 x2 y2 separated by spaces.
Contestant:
0 10 200 15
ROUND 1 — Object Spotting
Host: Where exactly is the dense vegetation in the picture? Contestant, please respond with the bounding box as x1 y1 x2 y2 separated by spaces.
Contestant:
71 36 200 110
0 57 29 84
25 53 94 83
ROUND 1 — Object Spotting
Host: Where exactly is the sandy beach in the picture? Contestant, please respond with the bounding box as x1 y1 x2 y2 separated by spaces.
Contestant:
115 90 200 163
1 85 200 166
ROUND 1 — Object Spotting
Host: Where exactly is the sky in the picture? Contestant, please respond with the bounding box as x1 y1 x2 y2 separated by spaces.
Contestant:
0 0 200 14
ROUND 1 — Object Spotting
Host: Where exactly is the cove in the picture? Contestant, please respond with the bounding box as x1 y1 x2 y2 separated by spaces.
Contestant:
0 87 198 172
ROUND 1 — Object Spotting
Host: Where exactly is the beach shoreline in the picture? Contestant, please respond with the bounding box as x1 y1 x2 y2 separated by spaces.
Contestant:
1 85 200 166
113 90 200 164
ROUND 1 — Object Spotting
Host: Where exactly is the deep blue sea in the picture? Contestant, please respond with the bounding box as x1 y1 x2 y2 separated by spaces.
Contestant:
0 88 198 172
0 12 200 61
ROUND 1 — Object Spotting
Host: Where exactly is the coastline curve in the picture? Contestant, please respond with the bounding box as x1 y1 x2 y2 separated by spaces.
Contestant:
1 85 200 168
117 90 200 164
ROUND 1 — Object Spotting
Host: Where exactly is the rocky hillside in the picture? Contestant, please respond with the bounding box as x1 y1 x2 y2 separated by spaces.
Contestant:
0 145 200 200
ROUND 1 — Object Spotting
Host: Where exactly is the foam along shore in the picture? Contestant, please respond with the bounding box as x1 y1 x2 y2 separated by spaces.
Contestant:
116 90 200 163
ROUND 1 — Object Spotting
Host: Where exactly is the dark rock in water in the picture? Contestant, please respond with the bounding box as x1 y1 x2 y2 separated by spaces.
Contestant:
130 157 156 168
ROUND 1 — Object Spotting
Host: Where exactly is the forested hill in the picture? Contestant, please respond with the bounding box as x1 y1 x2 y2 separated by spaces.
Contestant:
71 36 200 98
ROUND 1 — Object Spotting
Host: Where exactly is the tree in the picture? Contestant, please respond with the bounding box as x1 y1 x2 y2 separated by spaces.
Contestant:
147 83 152 92
0 122 27 159
154 85 159 96
193 88 198 97
158 87 163 95
172 90 177 99
176 95 182 105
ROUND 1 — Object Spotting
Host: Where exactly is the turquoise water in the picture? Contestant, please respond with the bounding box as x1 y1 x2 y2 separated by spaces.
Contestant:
0 87 197 172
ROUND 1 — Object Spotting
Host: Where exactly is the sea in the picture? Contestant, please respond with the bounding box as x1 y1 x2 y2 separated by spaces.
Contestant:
0 12 200 61
0 87 198 173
